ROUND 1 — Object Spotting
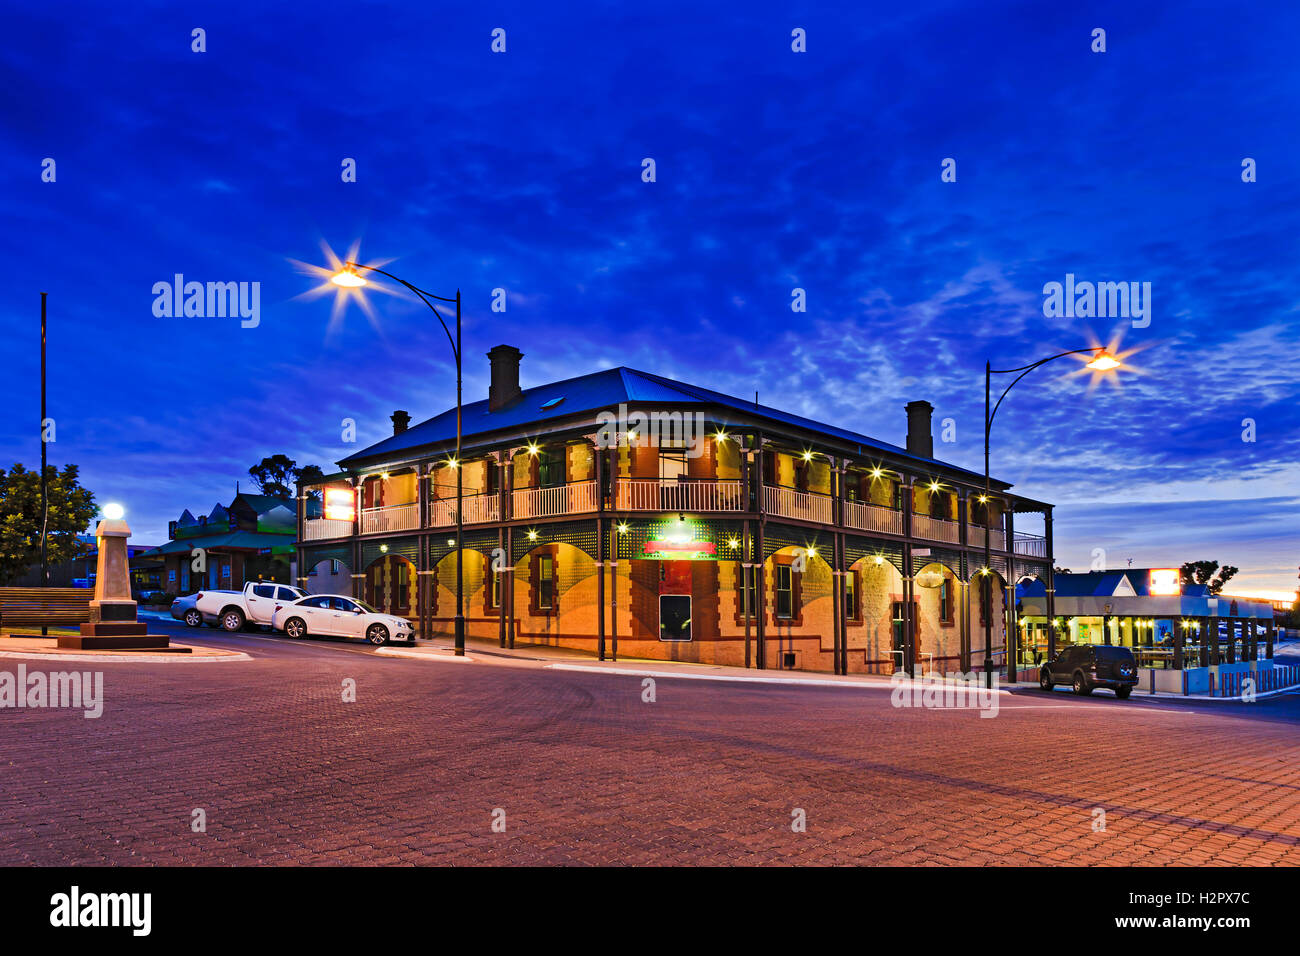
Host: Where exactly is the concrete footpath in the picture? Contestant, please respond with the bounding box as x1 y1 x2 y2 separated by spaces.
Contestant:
402 636 1300 701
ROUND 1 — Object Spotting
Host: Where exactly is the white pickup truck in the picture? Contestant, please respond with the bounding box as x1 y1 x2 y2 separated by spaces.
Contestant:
195 582 308 632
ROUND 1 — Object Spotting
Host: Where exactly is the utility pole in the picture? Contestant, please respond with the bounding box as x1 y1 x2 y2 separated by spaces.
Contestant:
40 292 49 635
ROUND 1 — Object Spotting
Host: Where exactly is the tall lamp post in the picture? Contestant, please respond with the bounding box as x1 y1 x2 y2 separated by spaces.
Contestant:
331 263 466 656
983 347 1121 688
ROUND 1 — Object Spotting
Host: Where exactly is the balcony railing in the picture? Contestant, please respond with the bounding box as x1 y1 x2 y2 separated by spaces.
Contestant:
512 480 598 520
360 502 420 535
302 517 354 541
1013 532 1048 558
842 500 903 535
430 493 501 527
967 524 1007 551
912 513 960 544
763 485 833 524
616 478 744 512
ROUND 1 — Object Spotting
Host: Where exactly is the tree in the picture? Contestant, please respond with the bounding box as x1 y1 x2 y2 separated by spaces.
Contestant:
248 455 298 499
1179 560 1239 595
248 456 325 500
0 463 98 585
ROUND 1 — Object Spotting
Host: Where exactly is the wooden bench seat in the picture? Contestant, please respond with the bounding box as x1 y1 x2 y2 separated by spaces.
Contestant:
0 587 94 630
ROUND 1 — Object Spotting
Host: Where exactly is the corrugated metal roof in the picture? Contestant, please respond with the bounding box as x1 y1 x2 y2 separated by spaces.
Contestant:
1019 571 1208 599
139 530 296 557
338 365 995 484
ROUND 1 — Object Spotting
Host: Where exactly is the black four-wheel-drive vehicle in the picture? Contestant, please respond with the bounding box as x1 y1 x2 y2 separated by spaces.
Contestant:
1039 644 1139 699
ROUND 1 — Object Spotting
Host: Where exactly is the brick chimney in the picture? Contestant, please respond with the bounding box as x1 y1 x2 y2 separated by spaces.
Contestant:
905 400 934 458
488 344 524 411
391 409 411 435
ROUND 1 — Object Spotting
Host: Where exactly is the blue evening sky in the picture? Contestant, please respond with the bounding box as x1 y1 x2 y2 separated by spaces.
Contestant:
2 1 1297 591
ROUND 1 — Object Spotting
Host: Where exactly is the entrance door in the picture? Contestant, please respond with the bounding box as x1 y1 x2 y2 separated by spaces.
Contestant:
659 560 692 641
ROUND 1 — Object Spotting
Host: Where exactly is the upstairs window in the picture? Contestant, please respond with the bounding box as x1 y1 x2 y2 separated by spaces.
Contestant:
659 445 688 481
537 449 565 488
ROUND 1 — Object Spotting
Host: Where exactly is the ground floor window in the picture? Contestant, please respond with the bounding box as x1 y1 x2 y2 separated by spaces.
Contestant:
365 555 412 615
939 578 954 624
486 556 502 610
844 571 860 622
775 564 793 619
531 551 556 613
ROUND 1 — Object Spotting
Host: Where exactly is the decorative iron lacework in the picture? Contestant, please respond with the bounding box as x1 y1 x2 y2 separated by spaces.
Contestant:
911 546 965 579
428 528 500 563
759 522 830 562
508 520 601 559
613 516 746 561
842 536 905 576
298 544 351 571
360 538 420 567
1015 560 1049 581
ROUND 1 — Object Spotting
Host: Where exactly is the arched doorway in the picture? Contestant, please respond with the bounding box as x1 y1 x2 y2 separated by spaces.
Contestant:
845 557 906 675
913 561 963 674
364 554 415 617
306 558 351 596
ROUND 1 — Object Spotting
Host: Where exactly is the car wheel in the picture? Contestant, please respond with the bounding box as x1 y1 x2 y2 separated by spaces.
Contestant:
220 609 246 632
1115 686 1133 700
1072 672 1093 696
184 609 202 627
1039 669 1053 691
284 617 307 640
366 624 389 646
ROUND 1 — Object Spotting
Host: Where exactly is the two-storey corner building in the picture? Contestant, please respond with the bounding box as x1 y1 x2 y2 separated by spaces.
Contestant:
294 345 1058 676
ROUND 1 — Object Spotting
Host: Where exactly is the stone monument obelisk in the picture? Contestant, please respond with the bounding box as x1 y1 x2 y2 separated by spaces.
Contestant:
58 504 170 650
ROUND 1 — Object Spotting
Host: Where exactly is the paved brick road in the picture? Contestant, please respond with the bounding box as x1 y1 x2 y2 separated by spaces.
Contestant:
3 625 1299 865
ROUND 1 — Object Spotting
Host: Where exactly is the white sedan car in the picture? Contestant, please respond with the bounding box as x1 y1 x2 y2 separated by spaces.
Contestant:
272 594 415 645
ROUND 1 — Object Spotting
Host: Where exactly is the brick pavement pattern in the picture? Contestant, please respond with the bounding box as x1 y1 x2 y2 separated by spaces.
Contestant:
3 634 1299 865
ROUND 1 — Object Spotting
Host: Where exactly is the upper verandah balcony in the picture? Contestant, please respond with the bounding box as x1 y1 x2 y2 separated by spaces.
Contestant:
300 435 1043 555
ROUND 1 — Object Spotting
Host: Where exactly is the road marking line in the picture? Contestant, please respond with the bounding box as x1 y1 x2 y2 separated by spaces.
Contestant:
544 663 1020 693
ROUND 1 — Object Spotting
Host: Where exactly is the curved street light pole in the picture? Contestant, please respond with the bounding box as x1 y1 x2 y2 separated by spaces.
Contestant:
984 346 1114 689
340 262 465 657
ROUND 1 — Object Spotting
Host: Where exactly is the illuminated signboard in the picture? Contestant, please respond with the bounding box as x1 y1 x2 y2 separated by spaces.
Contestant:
1148 568 1181 596
643 539 717 561
324 488 356 522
